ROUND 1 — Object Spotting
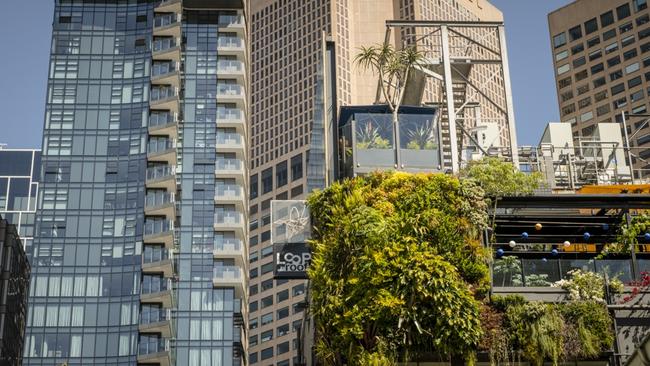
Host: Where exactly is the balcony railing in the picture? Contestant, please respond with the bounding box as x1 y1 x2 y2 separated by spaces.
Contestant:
145 192 175 209
216 133 242 145
153 38 178 53
217 36 243 48
144 219 174 237
214 238 243 252
141 277 172 295
143 246 171 265
138 338 170 356
218 14 244 26
217 108 243 121
217 60 244 73
151 87 178 102
217 84 244 96
148 139 175 154
146 165 175 181
152 62 178 77
140 308 171 325
149 112 176 128
214 212 243 225
216 158 243 171
215 184 243 198
154 14 179 28
213 266 243 280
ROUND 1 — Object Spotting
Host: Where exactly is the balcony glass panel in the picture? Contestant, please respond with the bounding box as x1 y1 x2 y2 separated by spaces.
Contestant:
216 133 242 145
521 259 560 286
146 165 174 181
148 138 174 154
217 84 243 96
216 158 242 171
152 62 176 77
213 265 242 279
595 259 633 283
218 14 243 26
145 191 175 208
214 237 242 252
217 60 243 73
144 219 174 236
399 114 440 169
149 112 175 128
154 14 178 28
141 307 169 324
217 36 243 48
153 38 177 52
214 211 242 225
215 184 242 198
492 256 524 286
141 275 170 294
353 114 394 168
217 107 243 120
143 245 170 264
138 336 167 355
150 87 177 101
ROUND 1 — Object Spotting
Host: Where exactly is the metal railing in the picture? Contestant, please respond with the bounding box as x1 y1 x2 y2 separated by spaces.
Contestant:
146 165 175 181
144 219 174 236
138 337 170 355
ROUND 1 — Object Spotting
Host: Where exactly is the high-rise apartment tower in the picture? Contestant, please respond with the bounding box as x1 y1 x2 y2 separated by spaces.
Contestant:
24 1 249 365
549 0 650 178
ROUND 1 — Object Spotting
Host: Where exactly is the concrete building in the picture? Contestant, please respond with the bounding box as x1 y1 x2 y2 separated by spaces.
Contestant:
0 216 31 366
24 1 249 365
247 0 516 364
549 0 650 179
0 149 40 253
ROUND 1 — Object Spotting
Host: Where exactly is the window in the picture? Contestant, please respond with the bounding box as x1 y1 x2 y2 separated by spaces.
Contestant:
562 104 576 116
261 246 273 258
277 307 289 320
593 77 606 89
608 56 621 67
292 283 305 296
638 133 650 146
618 3 631 20
629 76 643 88
578 97 592 109
277 323 290 337
556 50 569 61
585 18 598 34
603 28 617 41
250 174 258 199
277 289 289 302
276 161 287 188
573 56 586 68
250 284 258 295
611 69 624 81
261 262 273 275
553 32 567 48
614 97 628 109
559 77 572 89
622 35 636 47
633 104 648 114
595 90 608 102
575 70 589 81
624 48 638 60
580 111 594 122
640 27 650 39
637 14 650 26
635 0 648 12
261 312 273 325
626 62 641 74
261 329 273 343
597 104 611 116
571 43 585 55
291 154 302 181
250 300 258 313
569 25 583 41
249 335 258 347
561 90 574 102
612 83 626 95
590 63 604 75
277 341 290 355
642 41 650 53
261 278 273 291
601 11 615 27
621 22 634 34
605 42 619 54
588 49 602 61
587 36 601 48
631 89 645 102
261 167 273 194
577 84 590 95
250 268 258 279
250 317 258 329
261 295 273 308
261 347 273 360
42 189 67 209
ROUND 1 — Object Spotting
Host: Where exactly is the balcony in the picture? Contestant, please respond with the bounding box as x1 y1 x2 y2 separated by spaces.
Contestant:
217 36 245 56
143 219 175 249
152 37 181 62
142 246 174 277
215 158 245 181
150 86 179 112
139 308 173 338
213 238 245 266
217 60 246 84
145 192 176 219
213 265 244 298
149 112 178 138
146 165 176 191
153 13 181 38
213 212 245 236
155 0 181 13
151 62 180 88
216 84 246 108
215 132 245 154
214 184 245 208
137 338 171 366
218 14 245 35
216 108 245 130
147 138 177 165
141 277 174 308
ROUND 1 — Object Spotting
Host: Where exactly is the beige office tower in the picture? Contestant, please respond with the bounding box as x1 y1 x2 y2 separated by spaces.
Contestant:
247 0 515 364
549 0 650 179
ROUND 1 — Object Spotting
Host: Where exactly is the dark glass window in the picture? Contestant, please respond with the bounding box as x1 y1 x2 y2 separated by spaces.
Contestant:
290 154 302 181
569 25 583 41
603 28 617 41
610 69 624 81
276 161 287 188
277 307 289 320
261 295 273 308
601 11 615 27
277 341 290 355
637 14 650 26
588 49 602 61
608 56 621 67
629 76 643 88
635 0 648 12
590 63 604 74
622 35 636 47
0 152 32 176
624 48 638 60
640 27 650 39
277 289 289 302
261 347 273 360
642 41 650 53
571 43 585 54
593 77 606 88
573 56 586 68
618 3 632 20
553 32 567 48
587 36 600 48
611 83 626 95
621 22 634 33
249 301 258 313
261 167 273 194
250 173 258 199
584 18 598 34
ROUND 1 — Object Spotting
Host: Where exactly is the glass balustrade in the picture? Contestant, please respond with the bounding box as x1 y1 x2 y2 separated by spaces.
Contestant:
216 133 242 145
216 84 243 96
146 165 174 181
154 14 178 28
218 14 243 26
145 192 175 208
214 212 242 225
217 108 243 121
138 337 168 355
215 158 242 171
144 219 174 236
141 276 170 295
153 38 177 52
217 36 243 48
149 112 175 128
213 266 242 280
152 62 177 77
143 245 170 264
148 139 175 154
140 307 170 325
216 60 243 73
150 87 177 101
215 184 242 198
214 238 242 252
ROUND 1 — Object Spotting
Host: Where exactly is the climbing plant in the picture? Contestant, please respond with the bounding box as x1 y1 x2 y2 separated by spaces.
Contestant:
308 172 489 364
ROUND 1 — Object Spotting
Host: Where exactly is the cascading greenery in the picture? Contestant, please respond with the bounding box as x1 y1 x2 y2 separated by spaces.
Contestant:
308 172 490 364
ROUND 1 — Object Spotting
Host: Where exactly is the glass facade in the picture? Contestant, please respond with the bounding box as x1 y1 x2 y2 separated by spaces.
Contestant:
0 149 41 251
25 1 248 365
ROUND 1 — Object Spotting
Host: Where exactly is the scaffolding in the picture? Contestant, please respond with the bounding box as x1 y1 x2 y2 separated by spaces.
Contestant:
382 20 519 173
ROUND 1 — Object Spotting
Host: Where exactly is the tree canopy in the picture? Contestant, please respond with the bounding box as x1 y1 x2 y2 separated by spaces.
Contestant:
460 157 543 199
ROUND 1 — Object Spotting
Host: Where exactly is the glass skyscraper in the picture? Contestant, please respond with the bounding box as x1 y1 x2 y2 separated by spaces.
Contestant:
24 1 248 365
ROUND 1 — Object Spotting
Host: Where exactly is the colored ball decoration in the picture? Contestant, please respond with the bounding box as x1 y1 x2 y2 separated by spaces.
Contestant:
521 232 529 239
645 233 650 241
535 223 543 231
563 241 571 247
496 248 505 258
551 248 559 256
583 232 591 241
509 240 516 248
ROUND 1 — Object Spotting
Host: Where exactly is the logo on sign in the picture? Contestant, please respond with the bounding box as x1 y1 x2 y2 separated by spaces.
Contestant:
276 251 312 272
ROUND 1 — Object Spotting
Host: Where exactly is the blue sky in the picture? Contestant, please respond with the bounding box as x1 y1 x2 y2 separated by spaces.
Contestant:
0 0 572 149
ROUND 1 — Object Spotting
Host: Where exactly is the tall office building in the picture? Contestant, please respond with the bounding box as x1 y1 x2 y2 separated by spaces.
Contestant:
0 149 41 252
24 1 249 365
549 0 650 178
247 0 513 364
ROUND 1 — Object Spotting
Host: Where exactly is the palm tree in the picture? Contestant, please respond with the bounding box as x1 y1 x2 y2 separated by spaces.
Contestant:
354 44 424 156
